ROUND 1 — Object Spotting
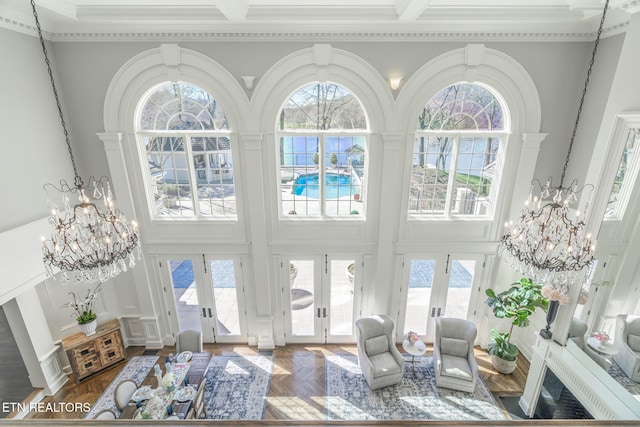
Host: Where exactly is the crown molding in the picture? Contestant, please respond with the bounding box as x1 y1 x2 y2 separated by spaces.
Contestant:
1 24 624 43
0 3 630 43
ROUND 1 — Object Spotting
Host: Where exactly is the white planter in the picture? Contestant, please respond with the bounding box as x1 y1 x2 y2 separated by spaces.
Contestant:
491 354 517 375
79 319 98 336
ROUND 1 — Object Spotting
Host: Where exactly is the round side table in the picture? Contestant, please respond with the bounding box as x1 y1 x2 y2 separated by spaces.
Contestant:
587 337 618 356
402 339 427 374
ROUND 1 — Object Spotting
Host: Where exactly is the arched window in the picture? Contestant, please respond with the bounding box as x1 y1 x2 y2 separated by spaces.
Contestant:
408 83 506 217
277 82 368 218
138 82 236 219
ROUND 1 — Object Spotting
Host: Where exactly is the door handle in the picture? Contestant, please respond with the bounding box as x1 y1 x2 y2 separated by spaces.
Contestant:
208 308 213 318
431 307 436 317
437 307 442 317
202 308 206 317
317 308 321 318
323 308 327 318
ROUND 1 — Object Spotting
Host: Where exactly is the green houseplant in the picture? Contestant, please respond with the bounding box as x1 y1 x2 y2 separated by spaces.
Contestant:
63 285 101 336
485 277 548 374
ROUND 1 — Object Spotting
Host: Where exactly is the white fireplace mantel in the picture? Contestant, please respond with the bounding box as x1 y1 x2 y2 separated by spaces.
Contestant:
520 337 640 420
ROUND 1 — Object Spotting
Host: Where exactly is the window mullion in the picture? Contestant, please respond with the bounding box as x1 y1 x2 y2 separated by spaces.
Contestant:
443 136 459 217
184 135 201 217
320 134 326 218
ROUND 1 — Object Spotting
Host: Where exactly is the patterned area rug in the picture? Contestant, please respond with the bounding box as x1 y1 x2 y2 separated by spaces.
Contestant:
325 355 505 421
84 355 159 419
203 355 274 419
608 360 640 400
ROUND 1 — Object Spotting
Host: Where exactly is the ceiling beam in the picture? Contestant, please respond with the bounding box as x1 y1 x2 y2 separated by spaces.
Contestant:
34 0 77 20
214 0 249 22
395 0 432 21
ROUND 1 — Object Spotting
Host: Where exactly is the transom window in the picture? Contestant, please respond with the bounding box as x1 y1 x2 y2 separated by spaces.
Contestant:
138 82 236 219
277 83 368 218
409 83 506 218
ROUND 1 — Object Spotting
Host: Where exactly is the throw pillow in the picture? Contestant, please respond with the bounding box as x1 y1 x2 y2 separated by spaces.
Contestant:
365 335 389 356
628 333 640 352
441 337 469 357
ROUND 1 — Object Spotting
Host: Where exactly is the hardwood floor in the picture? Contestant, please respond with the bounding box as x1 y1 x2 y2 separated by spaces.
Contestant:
24 343 527 421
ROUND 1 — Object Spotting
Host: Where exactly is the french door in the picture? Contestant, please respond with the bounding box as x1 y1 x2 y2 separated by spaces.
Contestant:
397 254 483 342
282 255 362 343
160 255 247 343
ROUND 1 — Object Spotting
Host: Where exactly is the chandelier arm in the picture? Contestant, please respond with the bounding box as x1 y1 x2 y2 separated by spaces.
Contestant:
559 0 609 188
30 0 82 188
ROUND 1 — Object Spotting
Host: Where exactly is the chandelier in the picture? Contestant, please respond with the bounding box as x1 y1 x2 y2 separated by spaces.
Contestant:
32 1 141 284
498 0 609 286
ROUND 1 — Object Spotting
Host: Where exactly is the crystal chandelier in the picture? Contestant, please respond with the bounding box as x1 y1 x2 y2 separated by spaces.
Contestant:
498 0 609 286
32 1 141 284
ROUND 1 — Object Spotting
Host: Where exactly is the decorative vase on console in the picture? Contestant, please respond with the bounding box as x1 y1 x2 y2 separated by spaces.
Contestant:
540 284 569 340
540 300 560 339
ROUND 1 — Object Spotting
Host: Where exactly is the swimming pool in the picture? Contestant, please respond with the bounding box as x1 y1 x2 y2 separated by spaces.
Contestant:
292 173 355 199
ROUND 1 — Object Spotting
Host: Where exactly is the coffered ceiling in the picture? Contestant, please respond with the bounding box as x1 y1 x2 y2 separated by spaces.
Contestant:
1 0 637 41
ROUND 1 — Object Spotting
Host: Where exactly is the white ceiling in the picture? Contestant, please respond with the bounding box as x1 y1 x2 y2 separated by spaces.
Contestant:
0 0 637 41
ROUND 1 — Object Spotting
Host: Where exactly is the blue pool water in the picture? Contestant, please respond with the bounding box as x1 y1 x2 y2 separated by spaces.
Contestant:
171 259 471 289
170 260 235 288
408 260 472 288
292 173 355 199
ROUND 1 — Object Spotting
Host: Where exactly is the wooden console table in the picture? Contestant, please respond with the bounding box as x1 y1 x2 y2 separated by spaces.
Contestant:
61 318 125 383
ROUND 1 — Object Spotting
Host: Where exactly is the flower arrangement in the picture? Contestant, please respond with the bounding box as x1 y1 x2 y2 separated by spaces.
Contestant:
406 331 420 343
593 331 610 343
541 284 570 305
62 284 101 325
162 372 176 392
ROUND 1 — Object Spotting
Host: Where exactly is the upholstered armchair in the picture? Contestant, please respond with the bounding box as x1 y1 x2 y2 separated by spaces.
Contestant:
613 314 640 382
567 317 611 371
176 329 203 353
433 317 478 393
355 314 405 390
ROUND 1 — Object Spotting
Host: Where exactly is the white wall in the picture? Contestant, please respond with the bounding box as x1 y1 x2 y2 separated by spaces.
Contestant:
0 28 74 233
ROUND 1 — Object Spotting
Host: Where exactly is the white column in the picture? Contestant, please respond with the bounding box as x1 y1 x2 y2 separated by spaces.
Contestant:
98 132 163 348
371 132 405 315
4 288 67 395
240 132 274 349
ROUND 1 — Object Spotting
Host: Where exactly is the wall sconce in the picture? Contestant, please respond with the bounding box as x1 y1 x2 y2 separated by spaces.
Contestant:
240 76 256 90
388 76 403 91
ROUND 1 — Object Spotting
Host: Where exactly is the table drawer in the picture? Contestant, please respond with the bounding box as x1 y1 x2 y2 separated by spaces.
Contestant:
71 344 101 378
99 345 125 366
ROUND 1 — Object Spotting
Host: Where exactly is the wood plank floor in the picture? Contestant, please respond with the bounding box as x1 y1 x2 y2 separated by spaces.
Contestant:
24 343 529 421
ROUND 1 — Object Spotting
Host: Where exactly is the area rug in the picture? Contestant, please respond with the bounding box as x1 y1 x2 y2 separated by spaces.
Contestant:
325 354 505 421
84 355 159 419
203 354 274 419
608 360 640 400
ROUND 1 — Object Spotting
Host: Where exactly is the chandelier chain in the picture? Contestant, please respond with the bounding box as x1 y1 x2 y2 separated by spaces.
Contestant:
560 0 609 188
30 0 81 188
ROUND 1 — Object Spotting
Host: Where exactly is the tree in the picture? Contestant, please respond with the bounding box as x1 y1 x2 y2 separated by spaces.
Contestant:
330 153 338 166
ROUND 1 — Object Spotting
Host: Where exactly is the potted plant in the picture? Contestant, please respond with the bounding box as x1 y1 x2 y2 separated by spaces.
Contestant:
63 284 101 336
485 277 548 374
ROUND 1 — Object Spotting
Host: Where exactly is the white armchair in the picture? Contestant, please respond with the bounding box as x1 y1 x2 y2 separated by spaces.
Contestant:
568 317 611 371
613 314 640 382
355 314 405 390
433 317 478 393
